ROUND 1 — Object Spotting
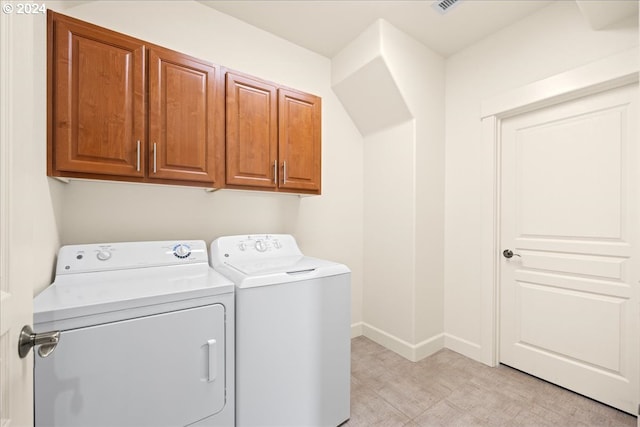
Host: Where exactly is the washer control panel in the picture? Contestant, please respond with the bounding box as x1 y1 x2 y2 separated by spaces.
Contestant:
235 236 283 254
211 234 302 266
56 240 207 274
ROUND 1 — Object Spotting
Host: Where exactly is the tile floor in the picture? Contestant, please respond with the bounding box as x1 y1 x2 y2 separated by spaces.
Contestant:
346 336 636 427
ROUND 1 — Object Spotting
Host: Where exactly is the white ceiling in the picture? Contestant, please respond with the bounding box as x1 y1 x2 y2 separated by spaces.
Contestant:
197 0 556 58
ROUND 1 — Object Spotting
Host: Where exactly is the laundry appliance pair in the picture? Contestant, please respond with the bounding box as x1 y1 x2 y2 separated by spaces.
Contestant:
33 234 350 427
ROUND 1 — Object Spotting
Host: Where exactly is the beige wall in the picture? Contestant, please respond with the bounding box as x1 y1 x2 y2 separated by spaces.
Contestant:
444 0 639 361
363 120 417 344
5 9 62 297
382 21 446 349
40 1 365 325
332 20 445 360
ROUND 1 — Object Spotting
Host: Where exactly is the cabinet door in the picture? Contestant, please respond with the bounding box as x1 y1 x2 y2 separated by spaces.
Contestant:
49 12 145 178
278 88 321 193
226 72 278 188
149 48 223 185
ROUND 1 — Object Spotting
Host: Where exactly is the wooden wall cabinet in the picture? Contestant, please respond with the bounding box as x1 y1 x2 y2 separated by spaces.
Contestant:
148 48 222 184
226 72 322 195
47 11 224 188
48 11 320 194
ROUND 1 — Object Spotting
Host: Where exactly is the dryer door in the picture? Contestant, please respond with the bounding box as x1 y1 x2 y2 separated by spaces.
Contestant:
35 304 226 427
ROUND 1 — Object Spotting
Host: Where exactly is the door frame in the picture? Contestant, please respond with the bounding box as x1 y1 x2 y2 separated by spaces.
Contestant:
478 47 639 367
0 3 13 424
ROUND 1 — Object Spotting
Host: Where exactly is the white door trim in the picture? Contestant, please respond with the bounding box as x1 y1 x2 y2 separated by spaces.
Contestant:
0 1 12 277
481 48 639 119
0 3 14 425
479 47 640 367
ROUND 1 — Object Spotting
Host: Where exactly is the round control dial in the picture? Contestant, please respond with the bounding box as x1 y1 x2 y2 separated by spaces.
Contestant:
96 250 112 261
173 244 192 259
255 239 267 252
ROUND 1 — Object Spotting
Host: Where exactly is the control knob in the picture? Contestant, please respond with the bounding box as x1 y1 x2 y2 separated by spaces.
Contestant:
173 244 191 259
96 250 112 261
255 239 267 252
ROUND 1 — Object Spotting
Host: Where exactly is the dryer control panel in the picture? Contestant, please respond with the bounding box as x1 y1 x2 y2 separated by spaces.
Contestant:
56 240 208 274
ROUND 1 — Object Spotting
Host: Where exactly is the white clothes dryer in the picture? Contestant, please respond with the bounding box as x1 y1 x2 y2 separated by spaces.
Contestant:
210 234 351 427
33 240 235 427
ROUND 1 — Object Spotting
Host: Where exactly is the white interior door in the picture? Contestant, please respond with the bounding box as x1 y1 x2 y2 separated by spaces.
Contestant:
499 83 639 414
0 5 36 425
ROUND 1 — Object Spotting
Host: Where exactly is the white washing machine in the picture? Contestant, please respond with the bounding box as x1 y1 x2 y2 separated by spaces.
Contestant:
210 234 351 427
33 240 235 427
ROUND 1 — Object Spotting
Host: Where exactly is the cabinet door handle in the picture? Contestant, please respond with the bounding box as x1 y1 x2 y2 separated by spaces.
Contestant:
153 143 157 174
283 161 287 184
273 160 277 185
136 140 140 172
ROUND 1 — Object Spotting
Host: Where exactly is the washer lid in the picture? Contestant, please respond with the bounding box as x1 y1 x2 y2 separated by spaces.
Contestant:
34 264 234 327
225 255 311 275
218 256 350 289
210 234 350 288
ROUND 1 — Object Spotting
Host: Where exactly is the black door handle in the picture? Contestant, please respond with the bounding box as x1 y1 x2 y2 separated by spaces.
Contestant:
503 249 521 259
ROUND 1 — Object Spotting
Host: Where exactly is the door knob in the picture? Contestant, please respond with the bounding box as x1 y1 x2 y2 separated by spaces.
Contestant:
18 325 60 358
502 249 521 259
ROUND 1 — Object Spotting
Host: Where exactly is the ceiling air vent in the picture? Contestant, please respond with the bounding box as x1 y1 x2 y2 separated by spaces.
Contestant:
431 0 462 15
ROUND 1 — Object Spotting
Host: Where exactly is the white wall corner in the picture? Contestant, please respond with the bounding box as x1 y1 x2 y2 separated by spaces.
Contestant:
331 19 384 85
344 17 445 357
413 332 446 361
361 323 444 362
575 0 639 31
330 19 412 137
332 57 412 136
351 322 364 338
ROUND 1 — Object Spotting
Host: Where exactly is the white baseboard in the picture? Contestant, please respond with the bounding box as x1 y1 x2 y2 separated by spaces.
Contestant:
359 323 444 362
414 333 446 361
444 333 486 364
351 323 490 366
351 322 364 338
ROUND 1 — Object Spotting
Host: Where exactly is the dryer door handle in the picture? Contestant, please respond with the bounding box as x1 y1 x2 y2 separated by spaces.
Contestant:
18 325 60 358
207 339 217 382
